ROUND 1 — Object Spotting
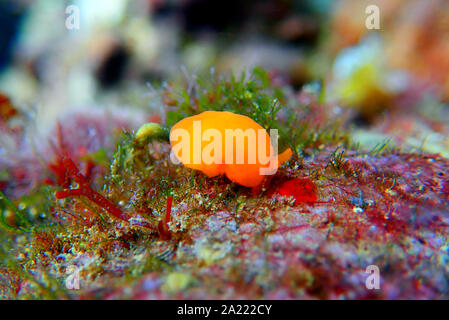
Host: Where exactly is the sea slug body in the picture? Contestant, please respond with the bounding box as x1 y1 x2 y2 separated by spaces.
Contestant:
169 111 292 187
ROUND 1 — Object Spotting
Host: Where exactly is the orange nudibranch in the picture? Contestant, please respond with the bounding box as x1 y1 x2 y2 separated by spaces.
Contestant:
169 111 293 187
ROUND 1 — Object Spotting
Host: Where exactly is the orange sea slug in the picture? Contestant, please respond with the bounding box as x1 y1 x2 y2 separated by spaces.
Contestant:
169 111 292 188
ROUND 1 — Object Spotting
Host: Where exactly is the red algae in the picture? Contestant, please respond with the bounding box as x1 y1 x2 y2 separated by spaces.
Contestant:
277 178 317 204
54 157 129 221
54 157 155 231
158 196 173 240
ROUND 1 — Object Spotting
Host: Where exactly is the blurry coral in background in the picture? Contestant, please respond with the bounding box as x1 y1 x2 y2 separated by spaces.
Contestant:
324 0 449 155
1 0 447 137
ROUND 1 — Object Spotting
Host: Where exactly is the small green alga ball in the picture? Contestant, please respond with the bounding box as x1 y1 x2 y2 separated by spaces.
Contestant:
135 122 168 142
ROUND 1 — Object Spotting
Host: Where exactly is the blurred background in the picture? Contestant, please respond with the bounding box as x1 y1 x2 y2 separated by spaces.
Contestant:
1 0 449 155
